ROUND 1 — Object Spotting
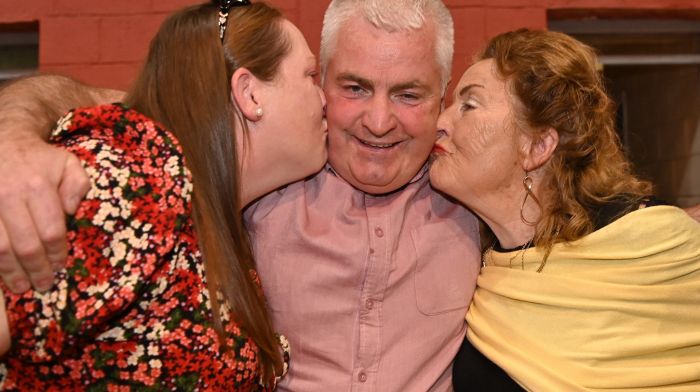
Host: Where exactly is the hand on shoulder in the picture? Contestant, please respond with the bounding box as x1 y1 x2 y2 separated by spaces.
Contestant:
0 120 89 294
0 74 106 294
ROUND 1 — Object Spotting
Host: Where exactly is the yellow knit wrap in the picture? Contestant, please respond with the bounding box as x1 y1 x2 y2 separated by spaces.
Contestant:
468 206 700 391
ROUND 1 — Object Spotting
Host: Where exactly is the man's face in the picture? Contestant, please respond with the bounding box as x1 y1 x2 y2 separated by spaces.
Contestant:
323 17 443 195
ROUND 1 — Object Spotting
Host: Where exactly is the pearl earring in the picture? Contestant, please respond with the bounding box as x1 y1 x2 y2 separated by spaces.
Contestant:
255 107 263 119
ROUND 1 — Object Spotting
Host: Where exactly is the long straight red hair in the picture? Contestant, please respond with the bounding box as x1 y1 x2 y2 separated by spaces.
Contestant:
125 2 290 384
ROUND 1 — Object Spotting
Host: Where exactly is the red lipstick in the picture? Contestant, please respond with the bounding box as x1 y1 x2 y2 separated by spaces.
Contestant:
432 144 447 154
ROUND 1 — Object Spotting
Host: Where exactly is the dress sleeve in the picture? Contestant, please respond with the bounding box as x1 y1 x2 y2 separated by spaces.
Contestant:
2 104 193 362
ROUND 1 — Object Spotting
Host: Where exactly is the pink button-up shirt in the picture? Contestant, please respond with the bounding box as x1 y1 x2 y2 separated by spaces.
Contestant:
245 166 481 391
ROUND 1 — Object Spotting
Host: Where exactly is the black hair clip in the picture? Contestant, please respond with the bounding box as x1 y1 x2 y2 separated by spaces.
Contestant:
218 0 252 41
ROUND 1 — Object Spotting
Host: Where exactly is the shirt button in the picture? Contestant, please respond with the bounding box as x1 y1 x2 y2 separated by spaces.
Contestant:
369 248 375 254
358 372 367 383
365 299 374 310
374 227 384 238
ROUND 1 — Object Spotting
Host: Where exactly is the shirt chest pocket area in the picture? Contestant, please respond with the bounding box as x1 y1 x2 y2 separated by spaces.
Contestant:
411 222 478 315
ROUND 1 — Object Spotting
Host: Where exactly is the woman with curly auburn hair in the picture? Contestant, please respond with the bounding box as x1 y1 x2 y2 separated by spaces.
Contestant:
430 29 700 391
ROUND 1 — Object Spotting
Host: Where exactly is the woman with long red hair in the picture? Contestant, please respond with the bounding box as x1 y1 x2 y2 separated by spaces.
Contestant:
0 1 327 389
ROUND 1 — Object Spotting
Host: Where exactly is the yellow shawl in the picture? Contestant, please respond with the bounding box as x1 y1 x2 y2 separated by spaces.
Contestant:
467 206 700 391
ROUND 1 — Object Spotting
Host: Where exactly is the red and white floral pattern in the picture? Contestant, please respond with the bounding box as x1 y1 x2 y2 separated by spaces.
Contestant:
0 104 283 391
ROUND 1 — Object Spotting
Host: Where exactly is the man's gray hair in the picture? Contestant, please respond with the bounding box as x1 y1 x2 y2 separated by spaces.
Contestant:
320 0 454 91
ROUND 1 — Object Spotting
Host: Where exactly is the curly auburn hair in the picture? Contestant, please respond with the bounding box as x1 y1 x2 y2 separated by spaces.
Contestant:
479 29 652 267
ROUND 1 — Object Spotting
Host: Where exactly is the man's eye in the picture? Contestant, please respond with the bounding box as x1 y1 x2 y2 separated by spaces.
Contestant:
393 92 422 105
346 85 365 94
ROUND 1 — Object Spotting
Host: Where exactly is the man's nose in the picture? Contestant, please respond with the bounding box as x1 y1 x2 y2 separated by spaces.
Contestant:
362 95 396 137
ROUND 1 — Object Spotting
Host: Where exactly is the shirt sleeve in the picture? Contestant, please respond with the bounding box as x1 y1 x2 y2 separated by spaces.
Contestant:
3 104 193 363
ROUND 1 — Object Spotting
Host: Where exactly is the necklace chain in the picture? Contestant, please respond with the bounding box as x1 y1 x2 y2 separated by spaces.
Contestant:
483 238 534 270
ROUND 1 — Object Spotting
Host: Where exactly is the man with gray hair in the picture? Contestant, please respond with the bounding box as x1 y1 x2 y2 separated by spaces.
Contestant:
0 0 481 390
246 0 480 390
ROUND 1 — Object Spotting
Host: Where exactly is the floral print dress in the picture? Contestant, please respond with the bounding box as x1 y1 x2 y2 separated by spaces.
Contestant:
0 104 287 391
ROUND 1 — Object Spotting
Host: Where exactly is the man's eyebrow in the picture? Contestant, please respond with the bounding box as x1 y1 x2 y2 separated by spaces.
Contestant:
335 73 373 89
389 81 429 94
456 83 484 99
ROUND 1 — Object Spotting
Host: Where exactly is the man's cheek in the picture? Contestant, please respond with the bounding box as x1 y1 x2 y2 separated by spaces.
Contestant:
328 101 363 130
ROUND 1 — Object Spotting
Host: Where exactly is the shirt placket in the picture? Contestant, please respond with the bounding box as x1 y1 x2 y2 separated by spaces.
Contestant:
353 196 392 391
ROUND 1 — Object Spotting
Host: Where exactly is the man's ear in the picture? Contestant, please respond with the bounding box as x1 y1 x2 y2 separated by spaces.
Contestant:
230 67 262 122
522 127 559 172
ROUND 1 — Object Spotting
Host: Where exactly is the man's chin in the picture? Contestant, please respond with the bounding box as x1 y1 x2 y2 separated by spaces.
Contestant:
328 157 422 195
345 174 413 196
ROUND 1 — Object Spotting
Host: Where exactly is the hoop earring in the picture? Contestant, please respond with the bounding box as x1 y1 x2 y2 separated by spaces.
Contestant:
520 173 539 226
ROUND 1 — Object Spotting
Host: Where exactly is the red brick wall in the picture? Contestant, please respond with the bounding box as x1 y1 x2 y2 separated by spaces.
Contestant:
1 0 699 90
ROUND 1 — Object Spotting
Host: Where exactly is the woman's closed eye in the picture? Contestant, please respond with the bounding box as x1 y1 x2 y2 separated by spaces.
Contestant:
460 100 477 113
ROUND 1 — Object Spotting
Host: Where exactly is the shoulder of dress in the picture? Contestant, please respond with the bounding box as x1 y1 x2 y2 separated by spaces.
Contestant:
51 103 185 158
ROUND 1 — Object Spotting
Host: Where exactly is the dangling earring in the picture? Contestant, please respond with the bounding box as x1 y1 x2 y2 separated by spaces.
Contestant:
520 172 539 226
255 107 263 119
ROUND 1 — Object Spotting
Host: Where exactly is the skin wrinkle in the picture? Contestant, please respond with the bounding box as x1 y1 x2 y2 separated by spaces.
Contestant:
432 59 536 247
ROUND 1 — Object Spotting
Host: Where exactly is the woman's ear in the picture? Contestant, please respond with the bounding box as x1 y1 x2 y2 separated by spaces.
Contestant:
231 67 263 122
522 127 559 172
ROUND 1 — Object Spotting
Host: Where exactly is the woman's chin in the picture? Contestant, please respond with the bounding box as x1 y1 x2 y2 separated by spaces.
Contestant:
428 165 449 193
309 150 328 175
